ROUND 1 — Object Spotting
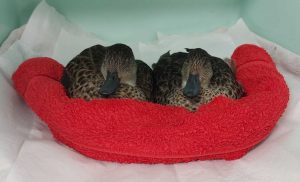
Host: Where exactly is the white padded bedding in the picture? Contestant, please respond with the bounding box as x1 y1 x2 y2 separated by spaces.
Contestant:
0 2 300 182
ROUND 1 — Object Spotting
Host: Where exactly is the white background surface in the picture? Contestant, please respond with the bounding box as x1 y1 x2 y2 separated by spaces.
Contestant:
0 2 300 182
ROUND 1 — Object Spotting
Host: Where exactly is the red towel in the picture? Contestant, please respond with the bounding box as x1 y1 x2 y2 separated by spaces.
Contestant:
12 44 289 164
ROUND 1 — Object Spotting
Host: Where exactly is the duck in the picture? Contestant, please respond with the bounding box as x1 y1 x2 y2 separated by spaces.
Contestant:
152 48 244 112
61 43 153 101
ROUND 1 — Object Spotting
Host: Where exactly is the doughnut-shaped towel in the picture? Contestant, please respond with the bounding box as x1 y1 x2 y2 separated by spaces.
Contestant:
12 44 289 164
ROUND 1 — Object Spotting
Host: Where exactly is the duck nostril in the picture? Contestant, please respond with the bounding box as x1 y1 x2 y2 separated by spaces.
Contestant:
113 75 118 81
108 72 119 81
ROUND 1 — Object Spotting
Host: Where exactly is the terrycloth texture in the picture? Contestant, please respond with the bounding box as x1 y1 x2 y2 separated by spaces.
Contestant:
12 44 289 164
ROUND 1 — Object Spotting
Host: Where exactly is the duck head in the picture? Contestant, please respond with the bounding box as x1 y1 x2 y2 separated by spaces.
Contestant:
181 48 213 98
100 44 137 96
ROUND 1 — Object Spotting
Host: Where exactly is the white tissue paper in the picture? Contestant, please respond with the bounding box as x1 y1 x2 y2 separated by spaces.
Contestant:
1 1 300 182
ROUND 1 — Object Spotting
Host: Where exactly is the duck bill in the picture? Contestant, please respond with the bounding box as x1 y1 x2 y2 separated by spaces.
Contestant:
100 71 120 96
183 74 201 98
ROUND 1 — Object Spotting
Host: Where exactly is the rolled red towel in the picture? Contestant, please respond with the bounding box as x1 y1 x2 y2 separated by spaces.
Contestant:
12 44 289 164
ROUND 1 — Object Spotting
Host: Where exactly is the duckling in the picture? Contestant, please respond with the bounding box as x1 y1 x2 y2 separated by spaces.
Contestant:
61 43 153 101
152 48 244 111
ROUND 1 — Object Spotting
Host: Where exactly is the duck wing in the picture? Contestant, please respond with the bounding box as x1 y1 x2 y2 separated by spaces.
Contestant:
135 60 153 101
61 44 106 98
152 52 187 104
208 56 244 99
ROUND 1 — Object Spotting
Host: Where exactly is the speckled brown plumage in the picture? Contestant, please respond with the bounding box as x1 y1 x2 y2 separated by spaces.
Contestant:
61 44 153 101
135 60 153 100
152 51 187 104
153 48 244 111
